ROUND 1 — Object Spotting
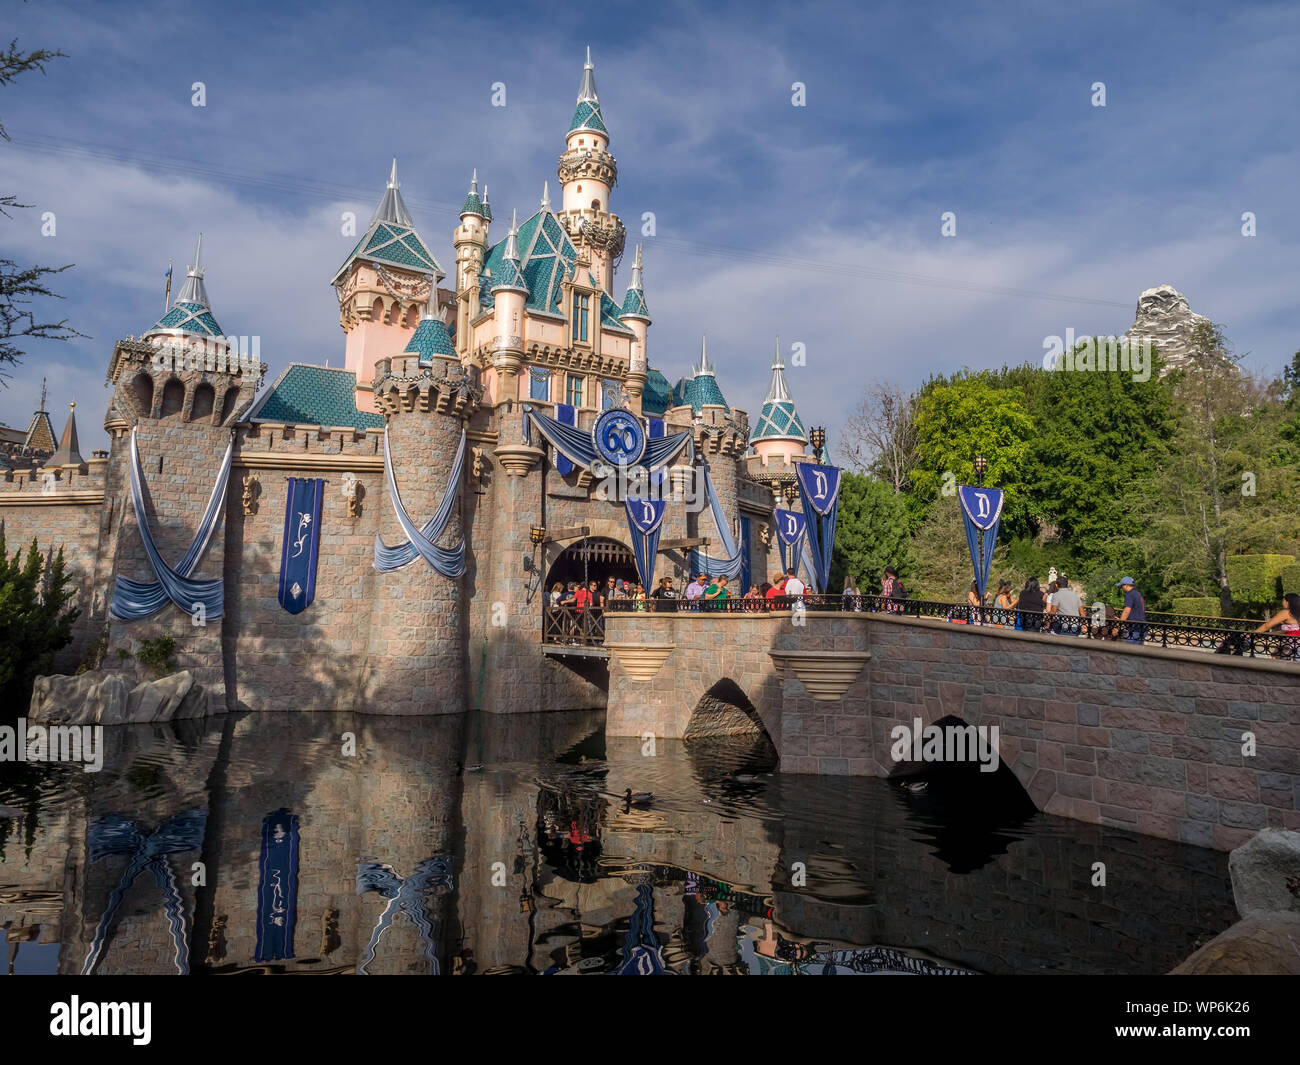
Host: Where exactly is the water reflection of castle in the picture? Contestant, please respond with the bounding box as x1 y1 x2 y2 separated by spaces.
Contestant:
0 712 1235 975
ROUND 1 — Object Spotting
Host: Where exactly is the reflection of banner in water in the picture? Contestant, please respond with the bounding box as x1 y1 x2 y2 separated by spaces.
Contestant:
255 809 299 963
807 945 978 976
659 864 774 919
356 855 454 975
618 883 668 975
82 809 207 975
110 428 232 621
277 477 324 614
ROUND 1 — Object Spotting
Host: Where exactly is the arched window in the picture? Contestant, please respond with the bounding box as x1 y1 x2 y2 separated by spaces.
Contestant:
219 385 242 424
592 199 601 211
133 373 154 416
190 382 215 421
405 305 419 329
386 302 400 326
371 297 384 322
160 378 185 418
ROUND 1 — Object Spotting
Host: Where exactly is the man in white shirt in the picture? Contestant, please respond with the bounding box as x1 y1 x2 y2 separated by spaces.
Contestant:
685 573 706 602
783 569 806 598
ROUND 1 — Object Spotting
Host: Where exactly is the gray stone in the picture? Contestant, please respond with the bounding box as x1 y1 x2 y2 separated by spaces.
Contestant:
1228 828 1300 919
29 669 219 726
1171 913 1300 975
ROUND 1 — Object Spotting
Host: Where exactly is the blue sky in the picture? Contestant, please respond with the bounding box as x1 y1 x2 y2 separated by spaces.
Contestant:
1 0 1297 454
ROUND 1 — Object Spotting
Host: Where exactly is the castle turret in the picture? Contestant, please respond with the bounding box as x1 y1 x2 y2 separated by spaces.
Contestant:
619 244 651 412
333 160 443 411
43 401 86 474
750 339 808 466
143 234 230 355
557 49 624 294
453 170 489 356
489 210 530 398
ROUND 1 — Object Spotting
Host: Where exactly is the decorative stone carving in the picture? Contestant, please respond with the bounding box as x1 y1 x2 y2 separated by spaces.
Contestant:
606 641 675 682
767 649 872 702
241 472 260 515
341 472 363 518
493 443 544 477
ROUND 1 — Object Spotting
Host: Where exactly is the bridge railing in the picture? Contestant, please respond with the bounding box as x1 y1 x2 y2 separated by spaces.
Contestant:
603 594 1300 660
542 605 606 647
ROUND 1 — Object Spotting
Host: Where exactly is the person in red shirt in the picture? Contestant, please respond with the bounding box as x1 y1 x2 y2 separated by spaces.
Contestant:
572 581 593 640
765 573 786 610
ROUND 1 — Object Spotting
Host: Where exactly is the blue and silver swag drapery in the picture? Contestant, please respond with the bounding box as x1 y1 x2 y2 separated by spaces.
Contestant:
958 485 1004 599
356 855 454 975
794 462 842 594
520 404 693 474
689 461 745 580
373 427 468 578
110 428 233 622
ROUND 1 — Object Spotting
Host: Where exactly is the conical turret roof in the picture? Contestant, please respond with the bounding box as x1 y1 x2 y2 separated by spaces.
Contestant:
44 401 85 468
460 169 484 219
403 289 457 365
619 244 649 321
332 160 442 285
148 234 226 338
490 211 529 294
750 339 807 444
568 48 608 136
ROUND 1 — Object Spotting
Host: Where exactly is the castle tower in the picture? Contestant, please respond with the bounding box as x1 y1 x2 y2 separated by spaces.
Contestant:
333 160 443 412
368 327 480 715
750 339 808 466
43 401 86 475
556 49 624 294
489 210 530 398
684 338 745 563
102 238 266 702
453 170 489 357
618 244 651 413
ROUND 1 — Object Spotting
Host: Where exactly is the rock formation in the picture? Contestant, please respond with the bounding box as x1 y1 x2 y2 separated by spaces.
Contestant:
28 669 219 725
1124 284 1226 375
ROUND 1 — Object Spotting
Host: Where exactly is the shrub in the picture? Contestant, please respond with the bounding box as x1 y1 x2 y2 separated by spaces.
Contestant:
135 636 178 677
1281 564 1300 595
1226 554 1295 606
0 533 79 712
1171 597 1221 618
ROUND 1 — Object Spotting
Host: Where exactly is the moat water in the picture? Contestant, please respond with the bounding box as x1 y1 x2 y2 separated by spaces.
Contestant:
0 709 1236 975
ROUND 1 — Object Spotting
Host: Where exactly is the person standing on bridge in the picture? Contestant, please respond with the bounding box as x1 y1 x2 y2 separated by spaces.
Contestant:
685 572 706 609
1254 592 1300 659
1117 577 1146 645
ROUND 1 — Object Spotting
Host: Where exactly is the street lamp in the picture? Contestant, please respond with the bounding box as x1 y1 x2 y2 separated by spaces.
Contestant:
529 525 546 546
973 455 989 487
783 482 799 504
809 426 827 463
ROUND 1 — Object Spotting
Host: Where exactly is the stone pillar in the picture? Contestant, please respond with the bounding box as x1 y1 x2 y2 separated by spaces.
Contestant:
367 357 481 715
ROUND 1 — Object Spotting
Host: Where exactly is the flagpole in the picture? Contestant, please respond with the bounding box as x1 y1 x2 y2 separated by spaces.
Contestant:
163 258 173 313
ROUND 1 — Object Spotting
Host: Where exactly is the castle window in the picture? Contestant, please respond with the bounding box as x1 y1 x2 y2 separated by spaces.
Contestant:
190 382 215 421
529 367 551 402
161 378 185 418
571 292 590 344
565 374 584 408
592 199 601 211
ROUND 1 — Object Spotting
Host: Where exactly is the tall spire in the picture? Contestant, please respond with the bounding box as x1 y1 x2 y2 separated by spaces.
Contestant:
540 181 551 212
45 401 85 469
371 158 412 227
619 243 649 321
174 233 212 308
460 169 484 218
765 337 792 402
480 183 492 223
491 210 529 294
568 48 608 136
696 335 714 377
751 337 806 447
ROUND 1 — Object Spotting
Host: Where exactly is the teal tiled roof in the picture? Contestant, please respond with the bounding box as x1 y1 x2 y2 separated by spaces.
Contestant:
334 220 441 284
620 286 649 319
599 289 633 334
751 398 806 443
670 373 729 412
150 300 224 337
568 100 607 135
252 364 383 430
404 315 457 363
460 189 484 217
490 256 527 293
642 368 671 416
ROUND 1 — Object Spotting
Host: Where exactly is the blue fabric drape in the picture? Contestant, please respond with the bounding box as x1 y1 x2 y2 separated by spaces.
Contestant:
958 486 1005 599
555 403 577 475
648 417 668 487
521 405 692 474
277 477 324 614
110 428 232 622
795 463 842 593
774 508 807 574
255 808 299 963
690 461 744 579
963 515 982 598
82 810 207 976
625 497 667 590
739 516 752 593
356 855 454 975
618 883 667 975
373 428 467 577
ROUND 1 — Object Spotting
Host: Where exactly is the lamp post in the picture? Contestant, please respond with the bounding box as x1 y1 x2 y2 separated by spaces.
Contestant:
973 454 989 488
809 426 827 463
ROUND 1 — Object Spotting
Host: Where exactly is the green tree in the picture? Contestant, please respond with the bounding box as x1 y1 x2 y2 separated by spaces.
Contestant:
908 374 1036 535
0 532 80 712
830 471 914 592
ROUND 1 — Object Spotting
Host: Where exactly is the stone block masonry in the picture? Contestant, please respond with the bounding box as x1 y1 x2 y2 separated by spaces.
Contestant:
605 610 1300 850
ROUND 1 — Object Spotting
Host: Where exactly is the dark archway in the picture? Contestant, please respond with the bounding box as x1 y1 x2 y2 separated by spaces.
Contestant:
160 378 185 418
190 382 215 421
543 536 638 594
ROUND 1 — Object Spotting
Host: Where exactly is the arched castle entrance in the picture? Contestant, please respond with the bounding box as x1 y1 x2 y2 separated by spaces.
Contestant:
543 536 638 593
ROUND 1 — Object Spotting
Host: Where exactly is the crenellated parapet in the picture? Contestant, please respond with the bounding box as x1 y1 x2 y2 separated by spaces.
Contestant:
371 356 482 419
692 406 750 459
107 337 266 429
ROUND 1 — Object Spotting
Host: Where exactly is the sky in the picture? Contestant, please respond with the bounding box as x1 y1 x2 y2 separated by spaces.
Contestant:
1 0 1297 457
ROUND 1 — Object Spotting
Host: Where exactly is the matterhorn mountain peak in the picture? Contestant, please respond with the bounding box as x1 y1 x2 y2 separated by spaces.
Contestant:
1124 284 1223 375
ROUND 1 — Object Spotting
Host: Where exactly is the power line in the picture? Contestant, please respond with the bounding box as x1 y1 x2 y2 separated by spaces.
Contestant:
8 134 1132 309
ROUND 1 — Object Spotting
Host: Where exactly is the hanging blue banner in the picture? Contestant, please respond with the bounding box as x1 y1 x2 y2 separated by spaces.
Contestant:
255 808 299 963
795 463 842 593
625 496 667 591
774 508 806 575
554 403 577 475
277 477 324 614
958 486 1004 598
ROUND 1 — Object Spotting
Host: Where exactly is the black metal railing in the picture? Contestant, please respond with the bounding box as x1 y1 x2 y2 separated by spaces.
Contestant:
601 594 1300 660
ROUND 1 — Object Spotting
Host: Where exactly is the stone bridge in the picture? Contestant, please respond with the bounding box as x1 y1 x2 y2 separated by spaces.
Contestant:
603 609 1300 851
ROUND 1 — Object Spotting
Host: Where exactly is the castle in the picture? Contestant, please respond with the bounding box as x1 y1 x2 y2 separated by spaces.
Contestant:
2 52 818 717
